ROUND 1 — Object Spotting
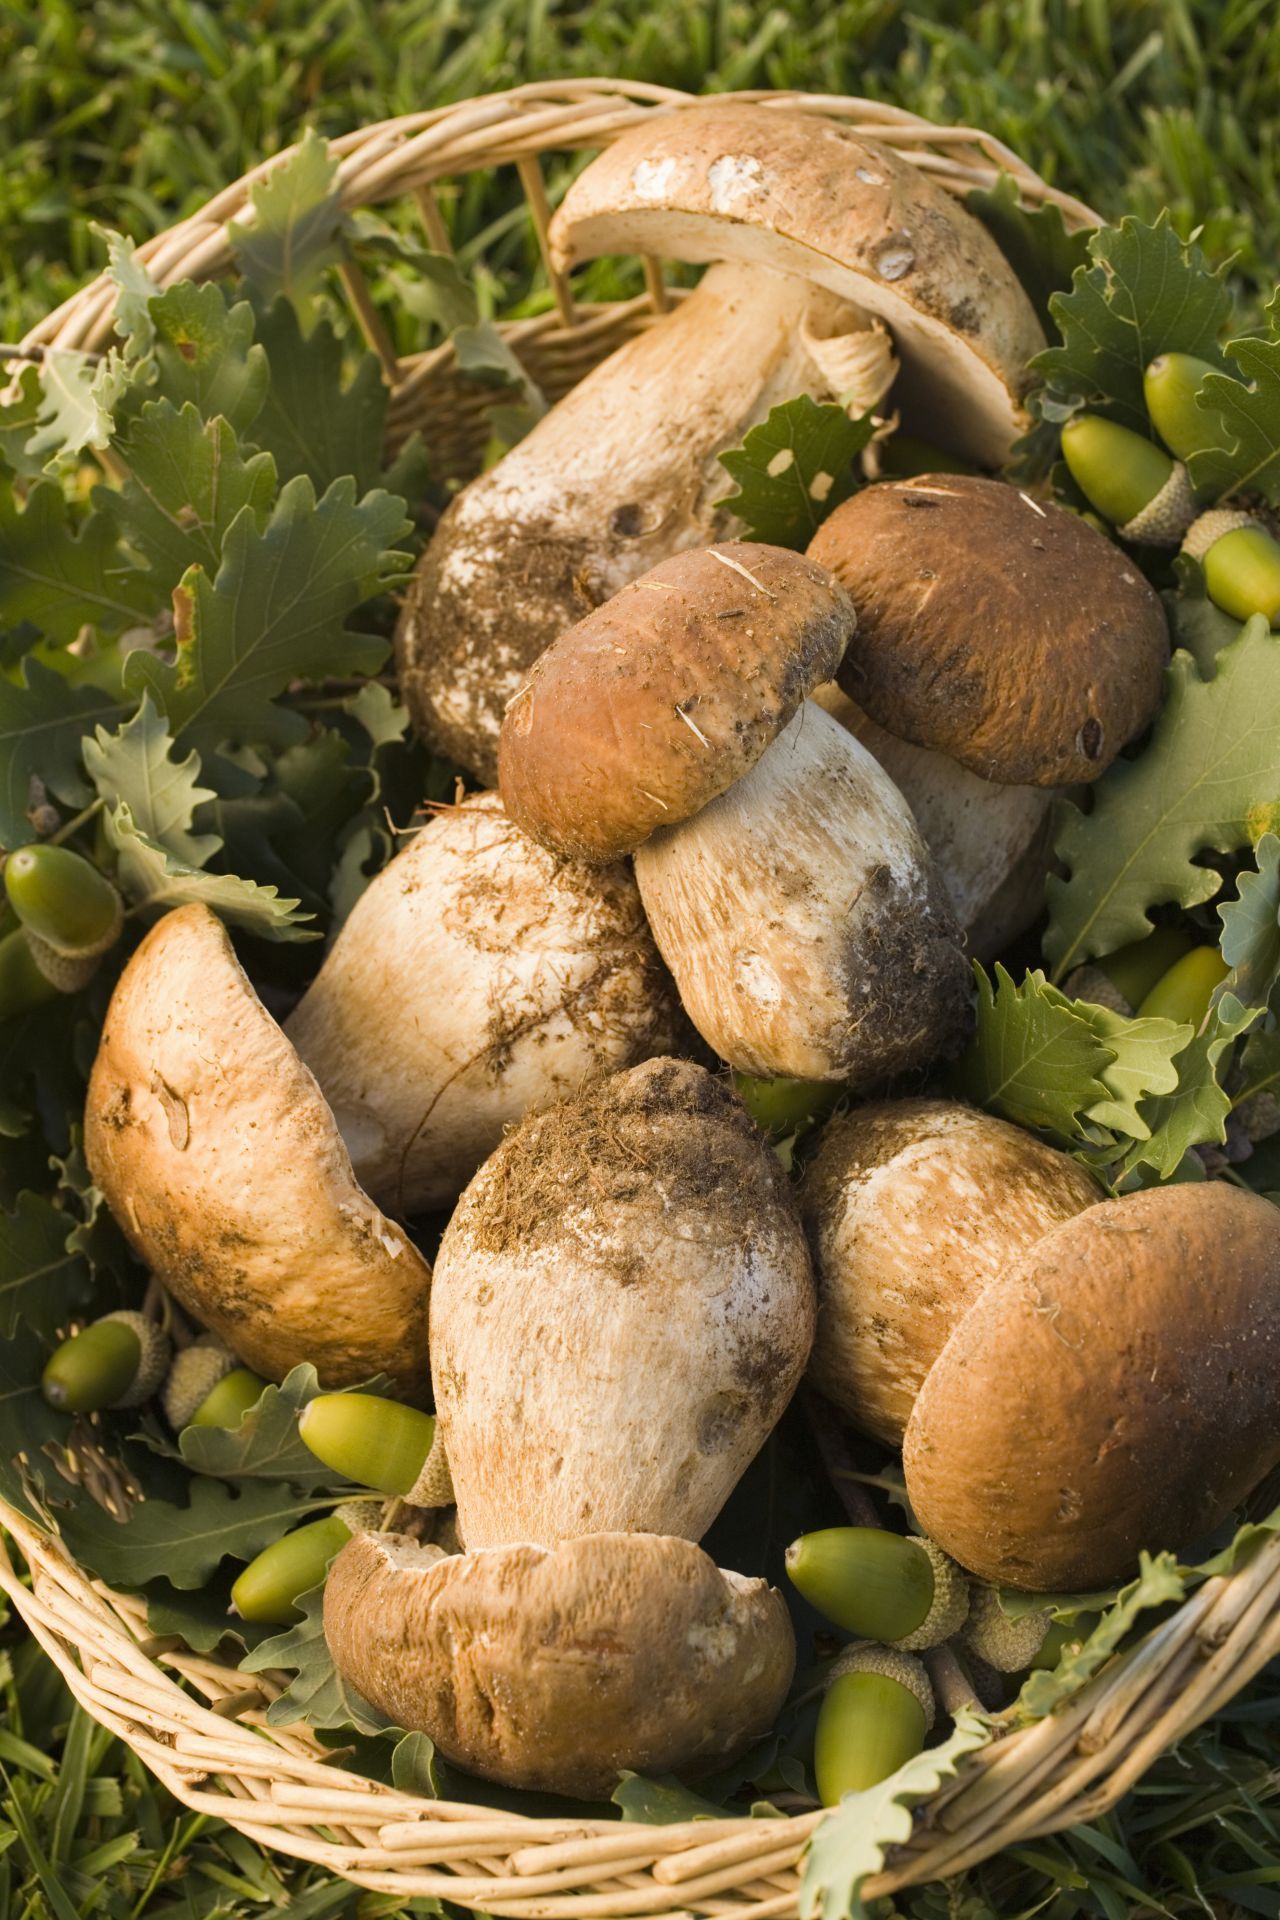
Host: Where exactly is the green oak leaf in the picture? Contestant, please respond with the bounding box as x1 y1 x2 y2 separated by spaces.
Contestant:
229 128 344 303
391 1729 446 1798
170 1364 347 1487
1120 990 1256 1179
1187 334 1280 506
93 224 159 361
1219 832 1280 1006
0 1191 91 1342
144 1578 264 1655
1081 1004 1190 1142
1046 619 1280 976
717 396 873 548
965 171 1094 332
1031 214 1230 434
800 1710 991 1920
0 1322 71 1524
103 798 316 940
107 400 276 586
140 282 269 435
0 658 127 850
946 964 1114 1140
0 366 46 481
124 474 409 762
0 478 154 645
343 680 410 751
1015 1551 1187 1721
56 1475 330 1591
83 693 219 865
250 298 390 493
240 1581 391 1733
28 347 127 463
611 1774 727 1824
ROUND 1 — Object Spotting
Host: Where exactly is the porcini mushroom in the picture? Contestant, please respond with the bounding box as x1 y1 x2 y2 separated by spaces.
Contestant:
807 475 1170 786
430 1056 815 1548
800 1099 1101 1446
549 103 1046 466
499 542 973 1082
83 904 431 1397
284 792 686 1215
810 683 1056 961
395 261 885 781
903 1182 1280 1590
323 1529 795 1798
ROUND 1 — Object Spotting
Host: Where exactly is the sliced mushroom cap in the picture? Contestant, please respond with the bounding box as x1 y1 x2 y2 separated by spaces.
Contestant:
83 904 430 1397
323 1529 796 1798
800 1099 1101 1445
549 104 1047 465
498 542 855 861
812 684 1057 962
284 793 687 1215
808 476 1170 786
395 261 877 784
633 703 974 1082
431 1056 815 1548
903 1183 1280 1590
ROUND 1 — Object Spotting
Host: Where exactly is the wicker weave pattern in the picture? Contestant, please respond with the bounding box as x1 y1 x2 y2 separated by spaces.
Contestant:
10 80 1255 1917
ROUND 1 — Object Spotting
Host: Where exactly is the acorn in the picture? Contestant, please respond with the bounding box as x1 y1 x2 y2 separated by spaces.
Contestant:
1135 945 1229 1028
1094 926 1196 1013
814 1644 935 1803
298 1391 454 1507
1144 353 1232 464
1060 414 1196 546
41 1311 171 1414
0 925 61 1020
162 1337 267 1430
3 845 123 991
1182 510 1280 628
230 1500 385 1625
786 1528 969 1650
960 1586 1052 1673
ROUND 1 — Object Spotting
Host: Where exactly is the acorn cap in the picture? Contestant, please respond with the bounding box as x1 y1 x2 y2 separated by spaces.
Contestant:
100 1310 171 1408
960 1586 1050 1673
162 1335 238 1429
893 1539 971 1651
903 1183 1280 1590
498 542 854 861
808 475 1170 785
548 104 1046 467
827 1643 935 1733
322 1529 795 1799
83 904 431 1398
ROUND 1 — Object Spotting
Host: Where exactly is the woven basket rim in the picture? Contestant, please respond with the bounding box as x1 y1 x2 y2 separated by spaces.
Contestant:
11 76 1263 1920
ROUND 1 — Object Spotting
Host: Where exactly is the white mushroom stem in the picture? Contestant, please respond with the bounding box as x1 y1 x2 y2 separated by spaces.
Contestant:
285 793 684 1216
632 701 973 1084
811 683 1057 962
395 260 878 781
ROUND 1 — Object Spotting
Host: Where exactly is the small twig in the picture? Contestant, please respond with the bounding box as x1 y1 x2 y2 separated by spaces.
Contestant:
802 1391 881 1529
48 795 105 848
925 1645 982 1716
0 341 99 365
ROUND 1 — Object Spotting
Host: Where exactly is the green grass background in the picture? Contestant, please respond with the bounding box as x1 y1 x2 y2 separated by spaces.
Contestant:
3 1 1280 1913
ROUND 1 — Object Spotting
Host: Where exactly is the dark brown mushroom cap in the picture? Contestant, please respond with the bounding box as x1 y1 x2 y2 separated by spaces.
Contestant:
497 542 855 861
903 1183 1280 1591
807 476 1169 786
323 1530 796 1798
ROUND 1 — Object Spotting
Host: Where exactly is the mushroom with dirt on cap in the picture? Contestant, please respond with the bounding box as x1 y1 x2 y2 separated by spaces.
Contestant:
83 904 432 1399
548 101 1048 467
499 541 974 1084
807 473 1170 788
322 1529 796 1798
903 1181 1280 1591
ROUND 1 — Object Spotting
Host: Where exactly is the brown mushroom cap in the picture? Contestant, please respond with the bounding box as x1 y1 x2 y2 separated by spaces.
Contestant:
548 105 1046 466
323 1529 795 1798
808 475 1169 786
497 542 854 862
83 904 431 1397
801 1099 1102 1446
903 1183 1280 1590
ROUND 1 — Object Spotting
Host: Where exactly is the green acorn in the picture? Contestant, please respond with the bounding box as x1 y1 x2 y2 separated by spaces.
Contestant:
41 1311 171 1414
1060 414 1195 546
230 1500 384 1624
3 845 123 992
960 1586 1051 1673
1135 945 1229 1027
814 1644 935 1803
785 1528 969 1650
0 926 61 1020
1144 353 1230 464
1183 510 1280 627
162 1337 267 1430
1093 926 1196 1013
298 1391 454 1507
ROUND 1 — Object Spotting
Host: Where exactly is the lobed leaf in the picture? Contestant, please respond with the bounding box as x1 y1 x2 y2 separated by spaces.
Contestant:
1187 334 1280 506
108 400 277 587
56 1475 330 1591
240 1581 390 1734
0 658 127 849
228 129 344 304
965 171 1094 333
84 692 219 864
103 798 316 940
717 396 873 548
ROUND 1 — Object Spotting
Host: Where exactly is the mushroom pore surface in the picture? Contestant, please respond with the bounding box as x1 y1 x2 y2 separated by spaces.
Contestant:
430 1056 816 1547
903 1183 1280 1589
323 1529 796 1798
82 904 431 1396
800 1099 1102 1445
808 475 1169 786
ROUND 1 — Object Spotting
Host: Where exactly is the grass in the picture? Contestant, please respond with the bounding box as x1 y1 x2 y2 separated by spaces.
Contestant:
3 1 1280 1912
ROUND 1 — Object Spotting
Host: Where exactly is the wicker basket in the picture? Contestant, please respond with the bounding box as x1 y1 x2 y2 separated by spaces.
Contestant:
7 78 1277 1919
